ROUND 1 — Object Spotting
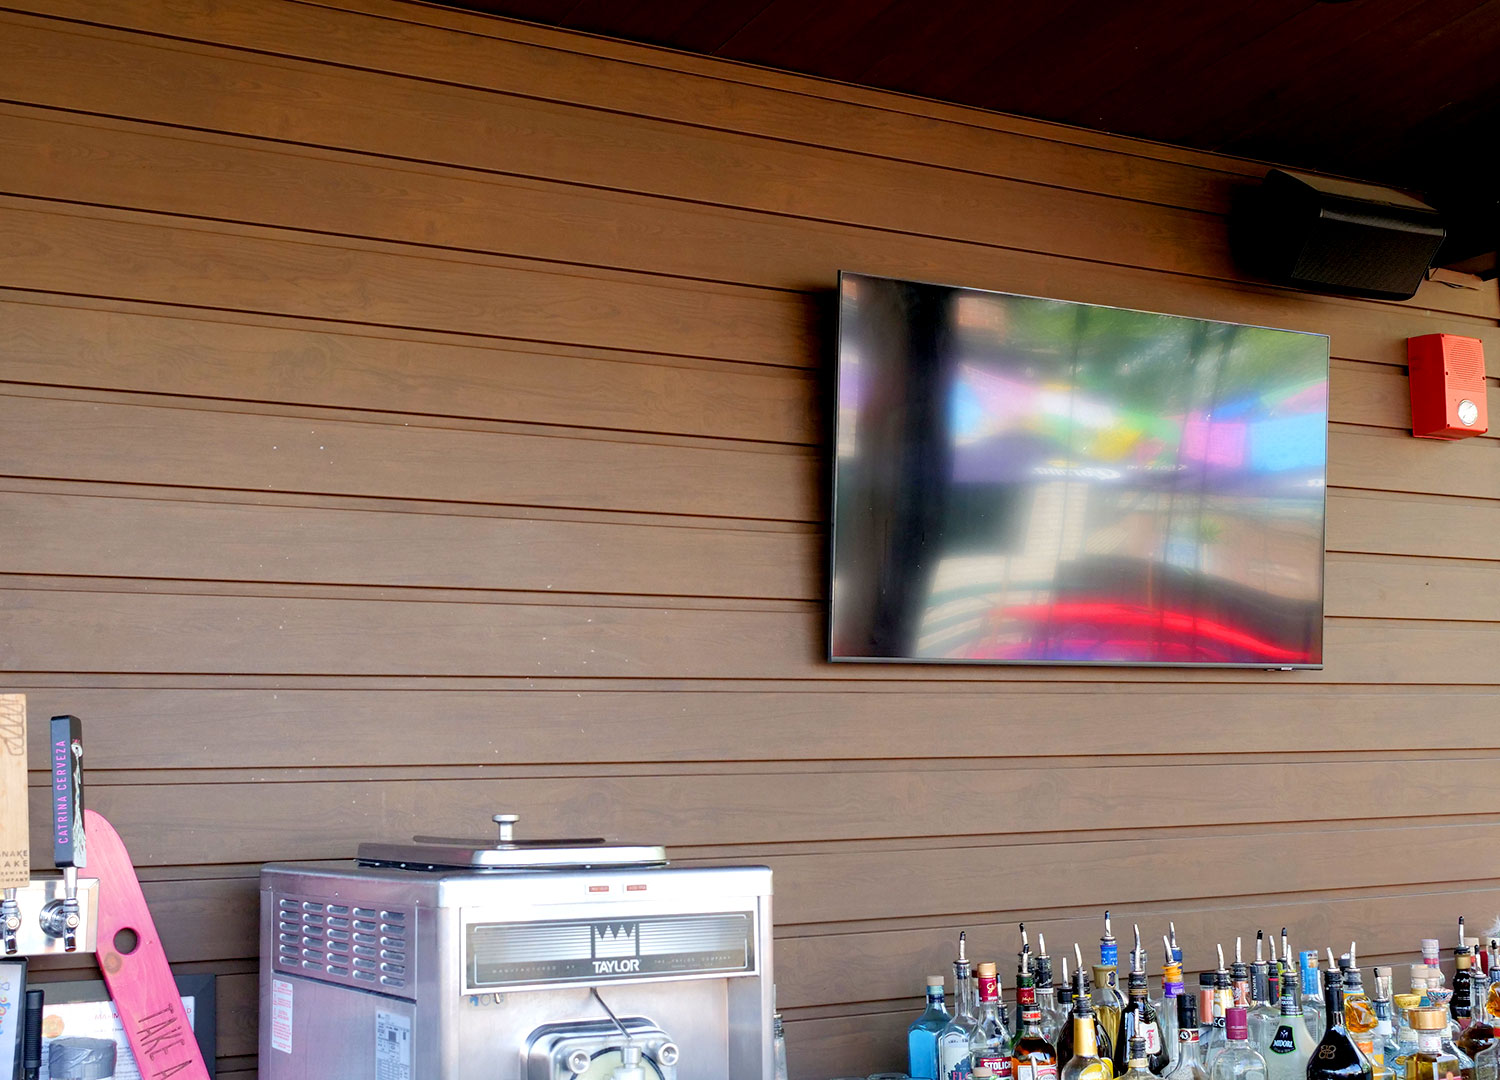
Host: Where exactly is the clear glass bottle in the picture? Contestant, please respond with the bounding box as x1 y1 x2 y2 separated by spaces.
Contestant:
1013 963 1060 1080
1302 951 1328 1040
973 962 1014 1080
1391 995 1424 1076
1476 1037 1497 1080
1406 1008 1463 1080
1248 936 1279 1061
1061 978 1114 1080
1113 938 1167 1077
1164 994 1208 1080
1202 952 1233 1071
966 960 1014 1080
1307 968 1372 1080
911 975 952 1080
1374 969 1398 1066
1038 937 1065 1047
1157 941 1185 1073
1210 1008 1267 1080
1262 949 1315 1080
940 933 981 1080
1122 1036 1159 1080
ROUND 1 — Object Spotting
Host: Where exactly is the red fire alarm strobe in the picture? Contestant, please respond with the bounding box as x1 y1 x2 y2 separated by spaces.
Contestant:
1408 334 1488 439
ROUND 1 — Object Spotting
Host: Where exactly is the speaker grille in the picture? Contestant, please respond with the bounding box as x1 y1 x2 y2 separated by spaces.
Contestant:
1290 207 1445 296
1446 338 1485 382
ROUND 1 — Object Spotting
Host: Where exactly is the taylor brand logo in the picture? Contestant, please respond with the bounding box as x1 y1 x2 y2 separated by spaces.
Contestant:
592 958 641 975
592 923 638 959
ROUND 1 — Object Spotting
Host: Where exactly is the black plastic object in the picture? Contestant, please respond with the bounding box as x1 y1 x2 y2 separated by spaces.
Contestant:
22 988 42 1080
1233 168 1446 300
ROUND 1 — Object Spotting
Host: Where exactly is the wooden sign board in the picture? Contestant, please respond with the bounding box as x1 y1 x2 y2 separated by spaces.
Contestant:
0 695 27 888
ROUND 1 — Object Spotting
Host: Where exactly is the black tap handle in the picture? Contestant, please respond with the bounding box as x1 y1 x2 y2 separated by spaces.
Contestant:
49 715 85 871
23 986 44 1080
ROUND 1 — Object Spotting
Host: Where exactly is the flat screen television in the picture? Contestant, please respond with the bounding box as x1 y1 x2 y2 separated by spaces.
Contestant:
830 272 1330 668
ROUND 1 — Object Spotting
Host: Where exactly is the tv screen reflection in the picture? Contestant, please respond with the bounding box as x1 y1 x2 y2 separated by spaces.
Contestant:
830 273 1330 668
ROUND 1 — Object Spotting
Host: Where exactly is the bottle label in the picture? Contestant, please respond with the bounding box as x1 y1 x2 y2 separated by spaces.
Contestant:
945 1059 974 1080
1164 981 1184 998
979 973 1000 1003
1213 1017 1226 1029
1233 981 1251 1008
1102 943 1119 967
1017 1065 1058 1080
978 1054 1013 1080
1180 1030 1199 1044
1018 987 1037 1007
1141 1024 1163 1054
1269 1026 1300 1055
1022 1008 1042 1023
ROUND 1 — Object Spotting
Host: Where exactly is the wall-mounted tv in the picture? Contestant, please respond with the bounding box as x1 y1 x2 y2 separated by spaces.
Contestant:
830 272 1330 668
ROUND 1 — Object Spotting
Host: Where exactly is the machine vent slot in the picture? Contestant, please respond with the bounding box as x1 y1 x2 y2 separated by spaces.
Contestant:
271 893 415 1000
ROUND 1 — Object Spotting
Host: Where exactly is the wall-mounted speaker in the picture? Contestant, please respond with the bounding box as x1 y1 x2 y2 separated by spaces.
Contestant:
1233 168 1446 301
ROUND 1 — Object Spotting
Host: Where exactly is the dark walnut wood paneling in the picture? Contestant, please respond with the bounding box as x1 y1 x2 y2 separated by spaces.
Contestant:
0 2 1496 1077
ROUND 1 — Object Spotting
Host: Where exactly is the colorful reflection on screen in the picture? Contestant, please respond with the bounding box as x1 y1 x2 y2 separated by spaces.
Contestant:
830 273 1329 667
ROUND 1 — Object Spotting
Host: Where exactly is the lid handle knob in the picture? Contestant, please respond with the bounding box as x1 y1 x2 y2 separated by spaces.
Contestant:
493 814 520 844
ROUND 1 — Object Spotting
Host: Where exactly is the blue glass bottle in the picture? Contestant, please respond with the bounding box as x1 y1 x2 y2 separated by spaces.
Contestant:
910 975 952 1080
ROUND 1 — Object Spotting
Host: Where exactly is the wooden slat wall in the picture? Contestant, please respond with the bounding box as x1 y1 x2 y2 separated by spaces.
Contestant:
2 2 1498 1076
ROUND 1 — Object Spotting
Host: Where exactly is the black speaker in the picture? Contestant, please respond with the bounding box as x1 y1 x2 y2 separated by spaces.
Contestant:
1232 168 1446 301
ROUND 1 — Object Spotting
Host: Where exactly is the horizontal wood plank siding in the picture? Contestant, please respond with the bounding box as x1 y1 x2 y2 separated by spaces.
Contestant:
1 3 1495 1076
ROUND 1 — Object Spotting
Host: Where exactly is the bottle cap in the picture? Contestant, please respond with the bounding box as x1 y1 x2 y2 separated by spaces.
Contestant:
1374 967 1391 978
1393 994 1421 1010
973 1070 995 1079
1411 1008 1449 1031
1129 1035 1148 1062
977 962 998 977
1178 993 1198 1026
1422 939 1442 956
1199 972 1215 987
926 975 945 988
1226 1007 1249 1040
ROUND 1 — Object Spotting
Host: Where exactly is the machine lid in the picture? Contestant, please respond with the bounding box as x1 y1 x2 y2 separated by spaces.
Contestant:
355 813 669 871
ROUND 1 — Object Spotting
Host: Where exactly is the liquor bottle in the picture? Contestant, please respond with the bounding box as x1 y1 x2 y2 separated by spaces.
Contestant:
1164 994 1208 1080
1308 966 1372 1080
1158 936 1186 1071
1096 964 1127 1061
940 933 981 1080
1013 960 1061 1080
1058 965 1115 1077
1122 1036 1159 1080
1037 935 1065 1045
1059 958 1076 1024
1203 947 1233 1070
1248 933 1279 1059
1270 930 1288 1007
1391 996 1423 1075
1302 951 1328 1039
1454 971 1496 1067
1209 1008 1266 1080
1476 1038 1497 1080
1422 942 1448 992
1454 920 1479 1032
1232 939 1252 1011
1343 947 1384 1074
1262 944 1314 1080
1374 968 1399 1072
975 962 1016 1079
1405 1009 1463 1080
911 974 953 1080
1113 932 1168 1076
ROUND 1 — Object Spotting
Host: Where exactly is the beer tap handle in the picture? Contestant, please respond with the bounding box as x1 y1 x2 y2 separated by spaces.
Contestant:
1 887 18 954
48 715 85 952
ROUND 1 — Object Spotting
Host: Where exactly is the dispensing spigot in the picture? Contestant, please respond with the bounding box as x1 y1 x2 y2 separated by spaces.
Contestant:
39 867 80 952
1 888 19 954
656 1042 680 1080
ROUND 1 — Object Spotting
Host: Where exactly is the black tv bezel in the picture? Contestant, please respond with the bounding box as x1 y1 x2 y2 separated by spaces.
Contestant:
826 270 1332 671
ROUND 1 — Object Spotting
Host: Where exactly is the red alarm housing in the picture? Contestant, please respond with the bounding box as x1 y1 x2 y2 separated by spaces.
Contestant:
1408 334 1488 439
